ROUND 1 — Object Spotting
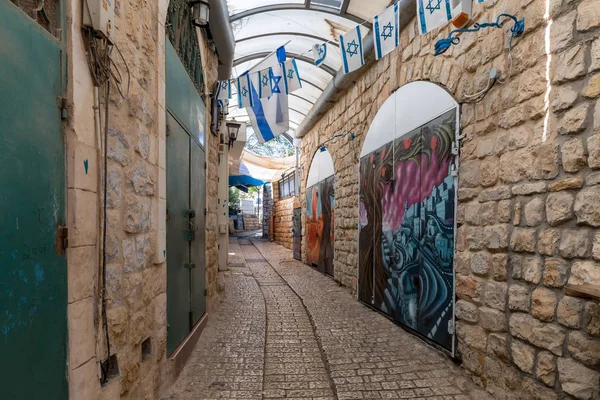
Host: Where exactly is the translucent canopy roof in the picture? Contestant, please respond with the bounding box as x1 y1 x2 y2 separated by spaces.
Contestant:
226 0 391 137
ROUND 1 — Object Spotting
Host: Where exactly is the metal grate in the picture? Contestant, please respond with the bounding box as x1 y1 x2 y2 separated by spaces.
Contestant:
10 0 59 36
166 0 205 96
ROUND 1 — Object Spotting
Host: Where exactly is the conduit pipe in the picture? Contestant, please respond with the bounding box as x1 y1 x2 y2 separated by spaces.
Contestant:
294 0 416 138
208 0 235 80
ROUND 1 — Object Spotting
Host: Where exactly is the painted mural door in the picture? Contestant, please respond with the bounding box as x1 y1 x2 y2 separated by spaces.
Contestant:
359 109 457 352
306 177 334 276
293 207 302 260
0 0 68 397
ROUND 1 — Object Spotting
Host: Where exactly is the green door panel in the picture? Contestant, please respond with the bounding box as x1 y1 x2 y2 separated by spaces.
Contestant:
190 143 206 324
0 0 67 398
165 40 206 147
166 113 191 355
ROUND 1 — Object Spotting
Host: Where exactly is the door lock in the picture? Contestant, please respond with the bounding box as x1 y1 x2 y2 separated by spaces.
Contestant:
185 209 196 218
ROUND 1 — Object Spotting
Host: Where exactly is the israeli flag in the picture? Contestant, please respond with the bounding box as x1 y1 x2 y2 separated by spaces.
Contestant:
215 80 232 107
237 74 254 109
281 59 302 94
258 67 273 99
417 0 453 35
246 46 289 143
339 26 364 74
312 43 328 67
374 4 400 60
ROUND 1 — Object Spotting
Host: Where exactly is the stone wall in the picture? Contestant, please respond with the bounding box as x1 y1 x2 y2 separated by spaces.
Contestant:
298 0 600 398
272 182 295 249
263 183 273 238
65 0 219 397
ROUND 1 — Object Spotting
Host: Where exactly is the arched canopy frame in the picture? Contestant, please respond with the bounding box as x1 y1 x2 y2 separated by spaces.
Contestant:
226 0 392 137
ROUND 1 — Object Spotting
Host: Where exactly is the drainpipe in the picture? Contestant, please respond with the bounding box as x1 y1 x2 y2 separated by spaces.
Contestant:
208 0 235 80
294 0 416 138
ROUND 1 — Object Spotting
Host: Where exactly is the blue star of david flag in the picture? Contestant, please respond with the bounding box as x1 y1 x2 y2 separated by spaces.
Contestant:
281 59 302 94
417 0 453 35
339 25 365 74
374 3 400 60
215 79 233 107
237 73 254 109
246 46 289 143
312 43 328 67
257 67 273 99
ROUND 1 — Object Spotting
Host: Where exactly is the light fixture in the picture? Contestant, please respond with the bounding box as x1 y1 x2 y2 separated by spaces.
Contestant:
226 119 242 147
191 0 210 28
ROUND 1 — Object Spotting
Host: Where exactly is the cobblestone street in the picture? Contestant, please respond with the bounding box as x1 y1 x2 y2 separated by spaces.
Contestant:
165 238 492 399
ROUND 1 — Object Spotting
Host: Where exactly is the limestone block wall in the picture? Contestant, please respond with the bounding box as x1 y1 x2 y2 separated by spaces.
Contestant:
65 0 219 397
272 183 295 249
298 0 600 398
263 183 273 238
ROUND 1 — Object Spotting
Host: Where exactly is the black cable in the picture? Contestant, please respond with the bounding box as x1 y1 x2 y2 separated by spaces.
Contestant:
100 42 112 384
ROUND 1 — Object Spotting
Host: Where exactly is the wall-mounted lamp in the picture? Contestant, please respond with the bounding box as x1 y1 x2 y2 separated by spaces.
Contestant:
190 0 210 28
226 119 242 147
320 145 327 153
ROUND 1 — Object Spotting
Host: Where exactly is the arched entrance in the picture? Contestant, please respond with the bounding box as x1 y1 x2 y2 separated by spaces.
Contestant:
358 81 459 354
306 148 335 276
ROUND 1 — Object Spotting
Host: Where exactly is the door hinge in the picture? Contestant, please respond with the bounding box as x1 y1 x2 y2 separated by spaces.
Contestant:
204 161 207 170
184 263 196 269
166 124 171 136
57 96 67 119
204 288 207 296
448 319 455 335
204 208 207 216
56 223 68 255
166 208 170 221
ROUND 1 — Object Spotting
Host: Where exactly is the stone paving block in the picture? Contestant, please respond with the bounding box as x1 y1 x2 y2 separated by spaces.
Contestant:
164 238 493 400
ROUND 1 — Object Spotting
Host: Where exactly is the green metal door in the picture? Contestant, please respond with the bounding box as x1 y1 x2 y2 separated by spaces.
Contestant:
0 0 67 397
165 38 207 355
190 142 206 324
166 113 192 355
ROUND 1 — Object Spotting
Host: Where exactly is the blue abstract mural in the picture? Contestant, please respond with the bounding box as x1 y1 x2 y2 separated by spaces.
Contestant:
359 109 456 351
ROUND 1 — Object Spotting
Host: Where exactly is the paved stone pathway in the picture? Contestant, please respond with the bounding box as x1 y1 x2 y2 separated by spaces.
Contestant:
164 238 492 400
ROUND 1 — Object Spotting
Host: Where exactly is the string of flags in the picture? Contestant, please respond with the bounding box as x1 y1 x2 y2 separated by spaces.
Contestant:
217 0 512 144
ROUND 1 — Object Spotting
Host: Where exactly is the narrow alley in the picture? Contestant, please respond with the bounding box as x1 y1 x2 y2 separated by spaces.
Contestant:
165 237 491 400
2 0 600 398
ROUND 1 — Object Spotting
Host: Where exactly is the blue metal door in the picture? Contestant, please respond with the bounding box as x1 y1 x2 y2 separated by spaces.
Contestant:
0 0 67 397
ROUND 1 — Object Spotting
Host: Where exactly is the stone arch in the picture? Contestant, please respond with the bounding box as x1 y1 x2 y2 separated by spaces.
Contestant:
305 148 336 277
360 81 459 158
358 80 460 354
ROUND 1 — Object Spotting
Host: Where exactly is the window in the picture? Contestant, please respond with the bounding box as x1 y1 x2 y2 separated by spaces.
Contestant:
278 173 296 200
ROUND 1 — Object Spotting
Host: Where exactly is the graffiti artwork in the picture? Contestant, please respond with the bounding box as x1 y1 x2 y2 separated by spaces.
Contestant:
293 207 302 260
306 175 335 276
359 109 456 351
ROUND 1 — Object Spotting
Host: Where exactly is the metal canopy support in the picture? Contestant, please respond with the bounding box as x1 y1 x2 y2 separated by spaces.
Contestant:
290 93 316 107
300 79 326 92
229 4 372 28
289 107 308 117
234 52 337 76
236 32 340 47
340 0 350 14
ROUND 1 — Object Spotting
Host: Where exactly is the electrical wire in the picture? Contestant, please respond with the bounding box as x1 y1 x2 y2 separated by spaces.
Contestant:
82 25 130 384
100 42 111 384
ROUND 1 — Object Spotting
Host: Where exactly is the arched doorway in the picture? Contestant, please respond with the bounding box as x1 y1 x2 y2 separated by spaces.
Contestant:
306 148 335 276
358 81 459 354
